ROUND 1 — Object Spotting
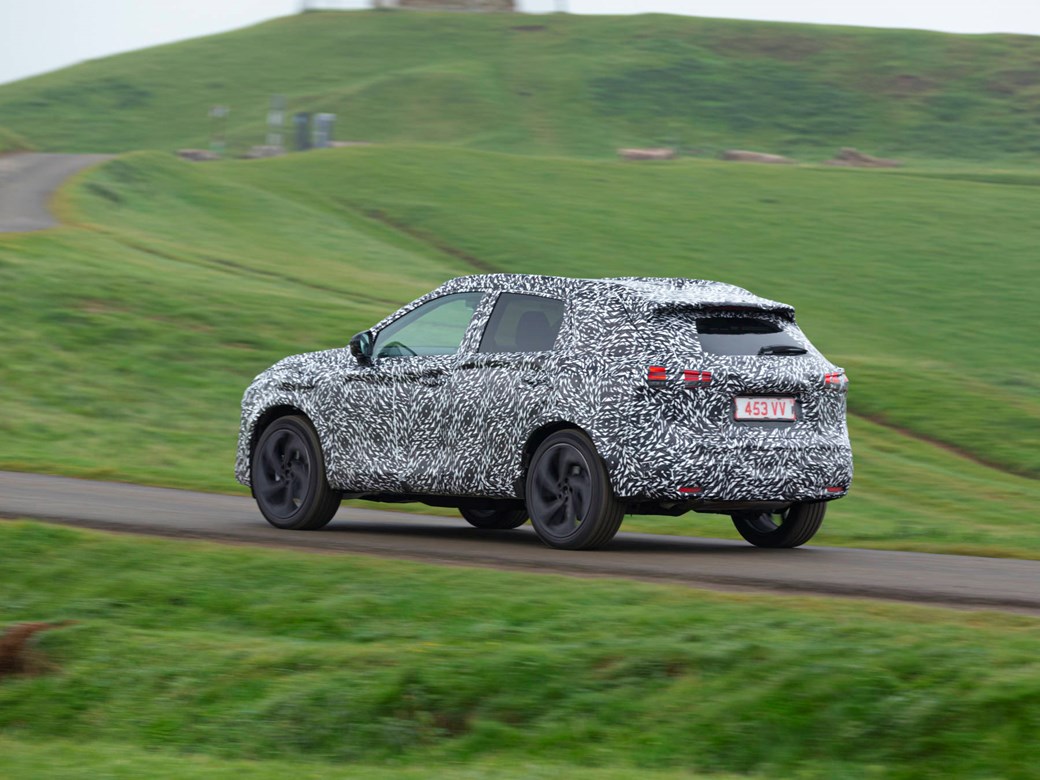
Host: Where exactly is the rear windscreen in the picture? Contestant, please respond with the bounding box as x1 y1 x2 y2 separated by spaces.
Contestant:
695 316 805 356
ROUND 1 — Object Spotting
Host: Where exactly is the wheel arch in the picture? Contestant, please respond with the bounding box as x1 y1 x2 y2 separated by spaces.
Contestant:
517 421 610 495
249 404 309 466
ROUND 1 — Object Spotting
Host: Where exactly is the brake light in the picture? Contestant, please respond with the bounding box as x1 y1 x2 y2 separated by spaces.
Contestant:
824 371 848 388
825 486 845 494
647 366 668 382
683 370 713 386
678 486 703 495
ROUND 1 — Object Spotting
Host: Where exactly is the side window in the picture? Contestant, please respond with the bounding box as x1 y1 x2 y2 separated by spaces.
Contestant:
373 292 483 359
479 293 565 353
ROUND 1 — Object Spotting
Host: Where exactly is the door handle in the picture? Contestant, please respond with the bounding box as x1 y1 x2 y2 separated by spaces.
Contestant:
461 356 542 370
411 368 446 386
460 358 507 370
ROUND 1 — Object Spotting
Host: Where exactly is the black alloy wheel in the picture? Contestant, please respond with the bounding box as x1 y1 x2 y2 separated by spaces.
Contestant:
252 415 341 530
459 504 528 530
731 501 826 548
525 429 624 550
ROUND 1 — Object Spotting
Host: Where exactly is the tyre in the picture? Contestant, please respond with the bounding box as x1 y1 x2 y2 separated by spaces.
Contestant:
251 415 341 530
525 429 624 550
459 504 528 530
731 501 826 548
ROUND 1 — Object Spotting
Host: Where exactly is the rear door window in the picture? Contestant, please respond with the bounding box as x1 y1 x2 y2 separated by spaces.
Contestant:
479 293 565 353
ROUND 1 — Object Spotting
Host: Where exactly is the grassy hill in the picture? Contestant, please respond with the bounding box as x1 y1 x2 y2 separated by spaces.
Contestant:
3 11 1040 161
73 148 1040 479
1 148 1037 557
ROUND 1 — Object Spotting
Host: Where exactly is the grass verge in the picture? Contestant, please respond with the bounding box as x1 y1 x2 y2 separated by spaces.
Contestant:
1 521 1039 779
0 737 753 780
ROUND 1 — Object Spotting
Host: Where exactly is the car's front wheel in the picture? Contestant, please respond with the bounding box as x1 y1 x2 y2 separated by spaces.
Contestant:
252 415 341 530
525 430 624 550
731 502 826 548
459 504 528 530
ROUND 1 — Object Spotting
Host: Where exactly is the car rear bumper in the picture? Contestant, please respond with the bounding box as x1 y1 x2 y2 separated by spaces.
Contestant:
611 441 853 502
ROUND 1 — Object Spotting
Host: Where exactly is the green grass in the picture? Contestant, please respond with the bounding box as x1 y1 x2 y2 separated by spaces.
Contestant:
0 738 741 780
1 148 1038 558
2 521 1039 779
0 126 34 154
3 11 1040 162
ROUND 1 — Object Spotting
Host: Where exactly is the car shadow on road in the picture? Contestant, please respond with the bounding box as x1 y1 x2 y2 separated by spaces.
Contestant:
321 518 785 555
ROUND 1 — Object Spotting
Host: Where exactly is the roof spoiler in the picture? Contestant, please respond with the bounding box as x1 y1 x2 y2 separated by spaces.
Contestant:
654 300 796 320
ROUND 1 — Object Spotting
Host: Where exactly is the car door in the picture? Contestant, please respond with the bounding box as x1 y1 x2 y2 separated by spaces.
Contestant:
447 292 567 496
367 291 485 494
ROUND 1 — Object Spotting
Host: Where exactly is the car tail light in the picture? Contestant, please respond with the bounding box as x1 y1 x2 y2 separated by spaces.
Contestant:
678 486 703 495
825 486 845 494
824 371 848 388
683 370 713 386
647 366 668 383
648 367 713 386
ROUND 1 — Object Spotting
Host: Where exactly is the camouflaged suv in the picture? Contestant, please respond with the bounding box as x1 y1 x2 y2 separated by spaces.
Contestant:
237 274 852 550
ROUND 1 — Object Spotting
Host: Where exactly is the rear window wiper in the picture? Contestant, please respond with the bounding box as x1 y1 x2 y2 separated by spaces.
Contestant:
758 344 807 356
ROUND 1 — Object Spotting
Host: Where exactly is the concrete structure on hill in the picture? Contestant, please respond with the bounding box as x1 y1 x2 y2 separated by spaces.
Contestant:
309 0 516 10
386 0 514 8
397 0 514 8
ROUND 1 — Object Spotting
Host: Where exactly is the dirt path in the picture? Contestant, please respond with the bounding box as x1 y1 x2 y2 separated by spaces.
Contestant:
0 152 112 232
2 471 1039 615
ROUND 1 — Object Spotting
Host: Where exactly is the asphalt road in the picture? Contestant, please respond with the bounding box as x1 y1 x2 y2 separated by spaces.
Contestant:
2 471 1038 615
0 152 113 232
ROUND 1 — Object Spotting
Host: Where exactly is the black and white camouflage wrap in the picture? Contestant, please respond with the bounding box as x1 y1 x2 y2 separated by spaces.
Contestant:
236 274 852 508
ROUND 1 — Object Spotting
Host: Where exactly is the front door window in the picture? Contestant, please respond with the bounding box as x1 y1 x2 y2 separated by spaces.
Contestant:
374 292 484 359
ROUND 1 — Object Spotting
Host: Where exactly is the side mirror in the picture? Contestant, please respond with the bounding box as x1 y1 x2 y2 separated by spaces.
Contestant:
349 330 374 366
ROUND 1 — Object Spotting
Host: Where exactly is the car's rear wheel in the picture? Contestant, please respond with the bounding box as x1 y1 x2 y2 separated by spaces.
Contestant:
731 501 826 548
525 430 624 550
459 504 528 530
252 415 341 530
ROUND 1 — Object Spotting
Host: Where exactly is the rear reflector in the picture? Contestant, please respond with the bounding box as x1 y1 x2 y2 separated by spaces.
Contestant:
678 486 703 494
825 486 845 494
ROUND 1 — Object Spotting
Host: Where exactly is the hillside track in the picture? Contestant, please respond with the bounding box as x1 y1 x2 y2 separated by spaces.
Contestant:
0 153 112 232
3 471 1039 616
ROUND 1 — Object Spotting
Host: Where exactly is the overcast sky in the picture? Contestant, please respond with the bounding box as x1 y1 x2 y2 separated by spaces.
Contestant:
3 1 1040 86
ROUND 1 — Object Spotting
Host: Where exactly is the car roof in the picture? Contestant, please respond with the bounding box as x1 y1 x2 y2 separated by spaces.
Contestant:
437 273 796 318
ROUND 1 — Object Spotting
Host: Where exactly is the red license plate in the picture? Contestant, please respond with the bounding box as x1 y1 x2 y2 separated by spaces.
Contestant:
734 396 797 421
